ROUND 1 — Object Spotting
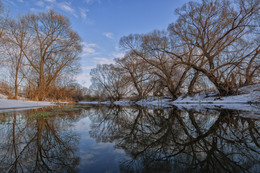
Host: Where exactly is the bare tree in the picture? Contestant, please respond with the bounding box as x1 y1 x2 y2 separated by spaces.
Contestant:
19 10 82 101
88 0 259 101
2 17 33 99
90 64 130 101
120 31 191 99
0 0 8 39
0 0 9 68
116 52 156 99
243 49 260 85
168 0 260 95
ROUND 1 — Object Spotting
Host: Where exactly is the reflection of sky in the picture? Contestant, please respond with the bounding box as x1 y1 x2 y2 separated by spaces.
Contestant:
73 117 127 173
1 106 259 173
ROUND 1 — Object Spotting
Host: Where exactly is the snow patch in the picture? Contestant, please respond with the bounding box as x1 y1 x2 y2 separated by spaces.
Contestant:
0 94 8 99
174 103 260 119
0 99 54 109
136 97 172 108
79 101 100 104
113 100 133 106
100 101 112 105
173 92 259 104
238 83 260 94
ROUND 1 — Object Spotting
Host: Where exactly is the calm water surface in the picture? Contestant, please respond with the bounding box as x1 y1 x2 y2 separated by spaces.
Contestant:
0 104 259 173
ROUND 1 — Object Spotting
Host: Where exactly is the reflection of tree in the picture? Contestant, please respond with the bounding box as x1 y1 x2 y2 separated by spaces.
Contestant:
0 109 82 173
88 107 260 173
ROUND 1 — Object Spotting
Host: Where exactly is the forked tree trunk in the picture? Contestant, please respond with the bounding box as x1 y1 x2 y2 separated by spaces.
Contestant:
188 71 199 96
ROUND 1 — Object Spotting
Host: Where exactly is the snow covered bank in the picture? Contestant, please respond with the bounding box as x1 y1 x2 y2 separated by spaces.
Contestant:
79 84 260 111
135 84 260 108
0 99 55 109
0 94 55 110
79 92 260 108
79 101 112 105
173 84 260 104
113 100 134 106
173 92 260 104
79 101 100 104
79 100 133 106
175 104 260 119
136 97 172 108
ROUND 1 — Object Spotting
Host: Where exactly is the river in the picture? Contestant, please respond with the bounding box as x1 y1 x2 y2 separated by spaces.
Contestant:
0 104 259 173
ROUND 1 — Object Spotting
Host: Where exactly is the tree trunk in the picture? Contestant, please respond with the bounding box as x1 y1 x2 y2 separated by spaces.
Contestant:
37 59 45 101
188 71 199 95
14 82 18 100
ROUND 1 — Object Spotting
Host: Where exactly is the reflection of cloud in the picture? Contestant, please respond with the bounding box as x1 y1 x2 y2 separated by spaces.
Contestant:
103 32 113 39
92 142 114 149
80 151 97 165
81 153 94 160
74 118 92 130
114 148 125 154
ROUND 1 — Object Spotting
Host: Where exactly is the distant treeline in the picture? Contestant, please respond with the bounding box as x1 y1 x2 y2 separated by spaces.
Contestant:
89 0 259 101
0 1 86 101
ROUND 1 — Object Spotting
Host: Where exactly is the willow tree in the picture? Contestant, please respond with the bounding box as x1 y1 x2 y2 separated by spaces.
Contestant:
90 64 130 101
116 52 156 99
120 31 191 99
0 0 8 39
2 17 32 99
19 10 82 101
0 0 9 67
168 0 259 95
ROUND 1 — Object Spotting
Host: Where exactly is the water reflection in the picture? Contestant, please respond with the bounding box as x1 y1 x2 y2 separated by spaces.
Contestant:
0 108 85 173
0 105 259 173
88 106 260 173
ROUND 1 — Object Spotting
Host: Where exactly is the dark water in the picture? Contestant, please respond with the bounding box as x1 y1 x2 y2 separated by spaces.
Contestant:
0 105 259 173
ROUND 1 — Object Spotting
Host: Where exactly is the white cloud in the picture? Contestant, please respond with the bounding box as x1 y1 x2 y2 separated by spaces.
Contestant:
17 0 23 2
58 2 78 17
36 1 44 7
45 6 53 10
82 65 96 71
84 0 101 4
80 8 89 20
32 1 93 20
113 53 125 59
103 32 113 39
45 0 55 3
30 8 39 12
76 65 97 87
76 73 92 87
4 0 15 5
94 57 114 65
81 42 99 57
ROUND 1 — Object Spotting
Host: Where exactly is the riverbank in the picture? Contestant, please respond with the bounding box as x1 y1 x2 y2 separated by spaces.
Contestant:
80 84 260 111
0 94 55 109
1 84 259 112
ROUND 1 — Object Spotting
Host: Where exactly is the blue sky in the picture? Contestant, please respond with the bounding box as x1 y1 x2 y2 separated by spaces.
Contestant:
2 0 198 87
